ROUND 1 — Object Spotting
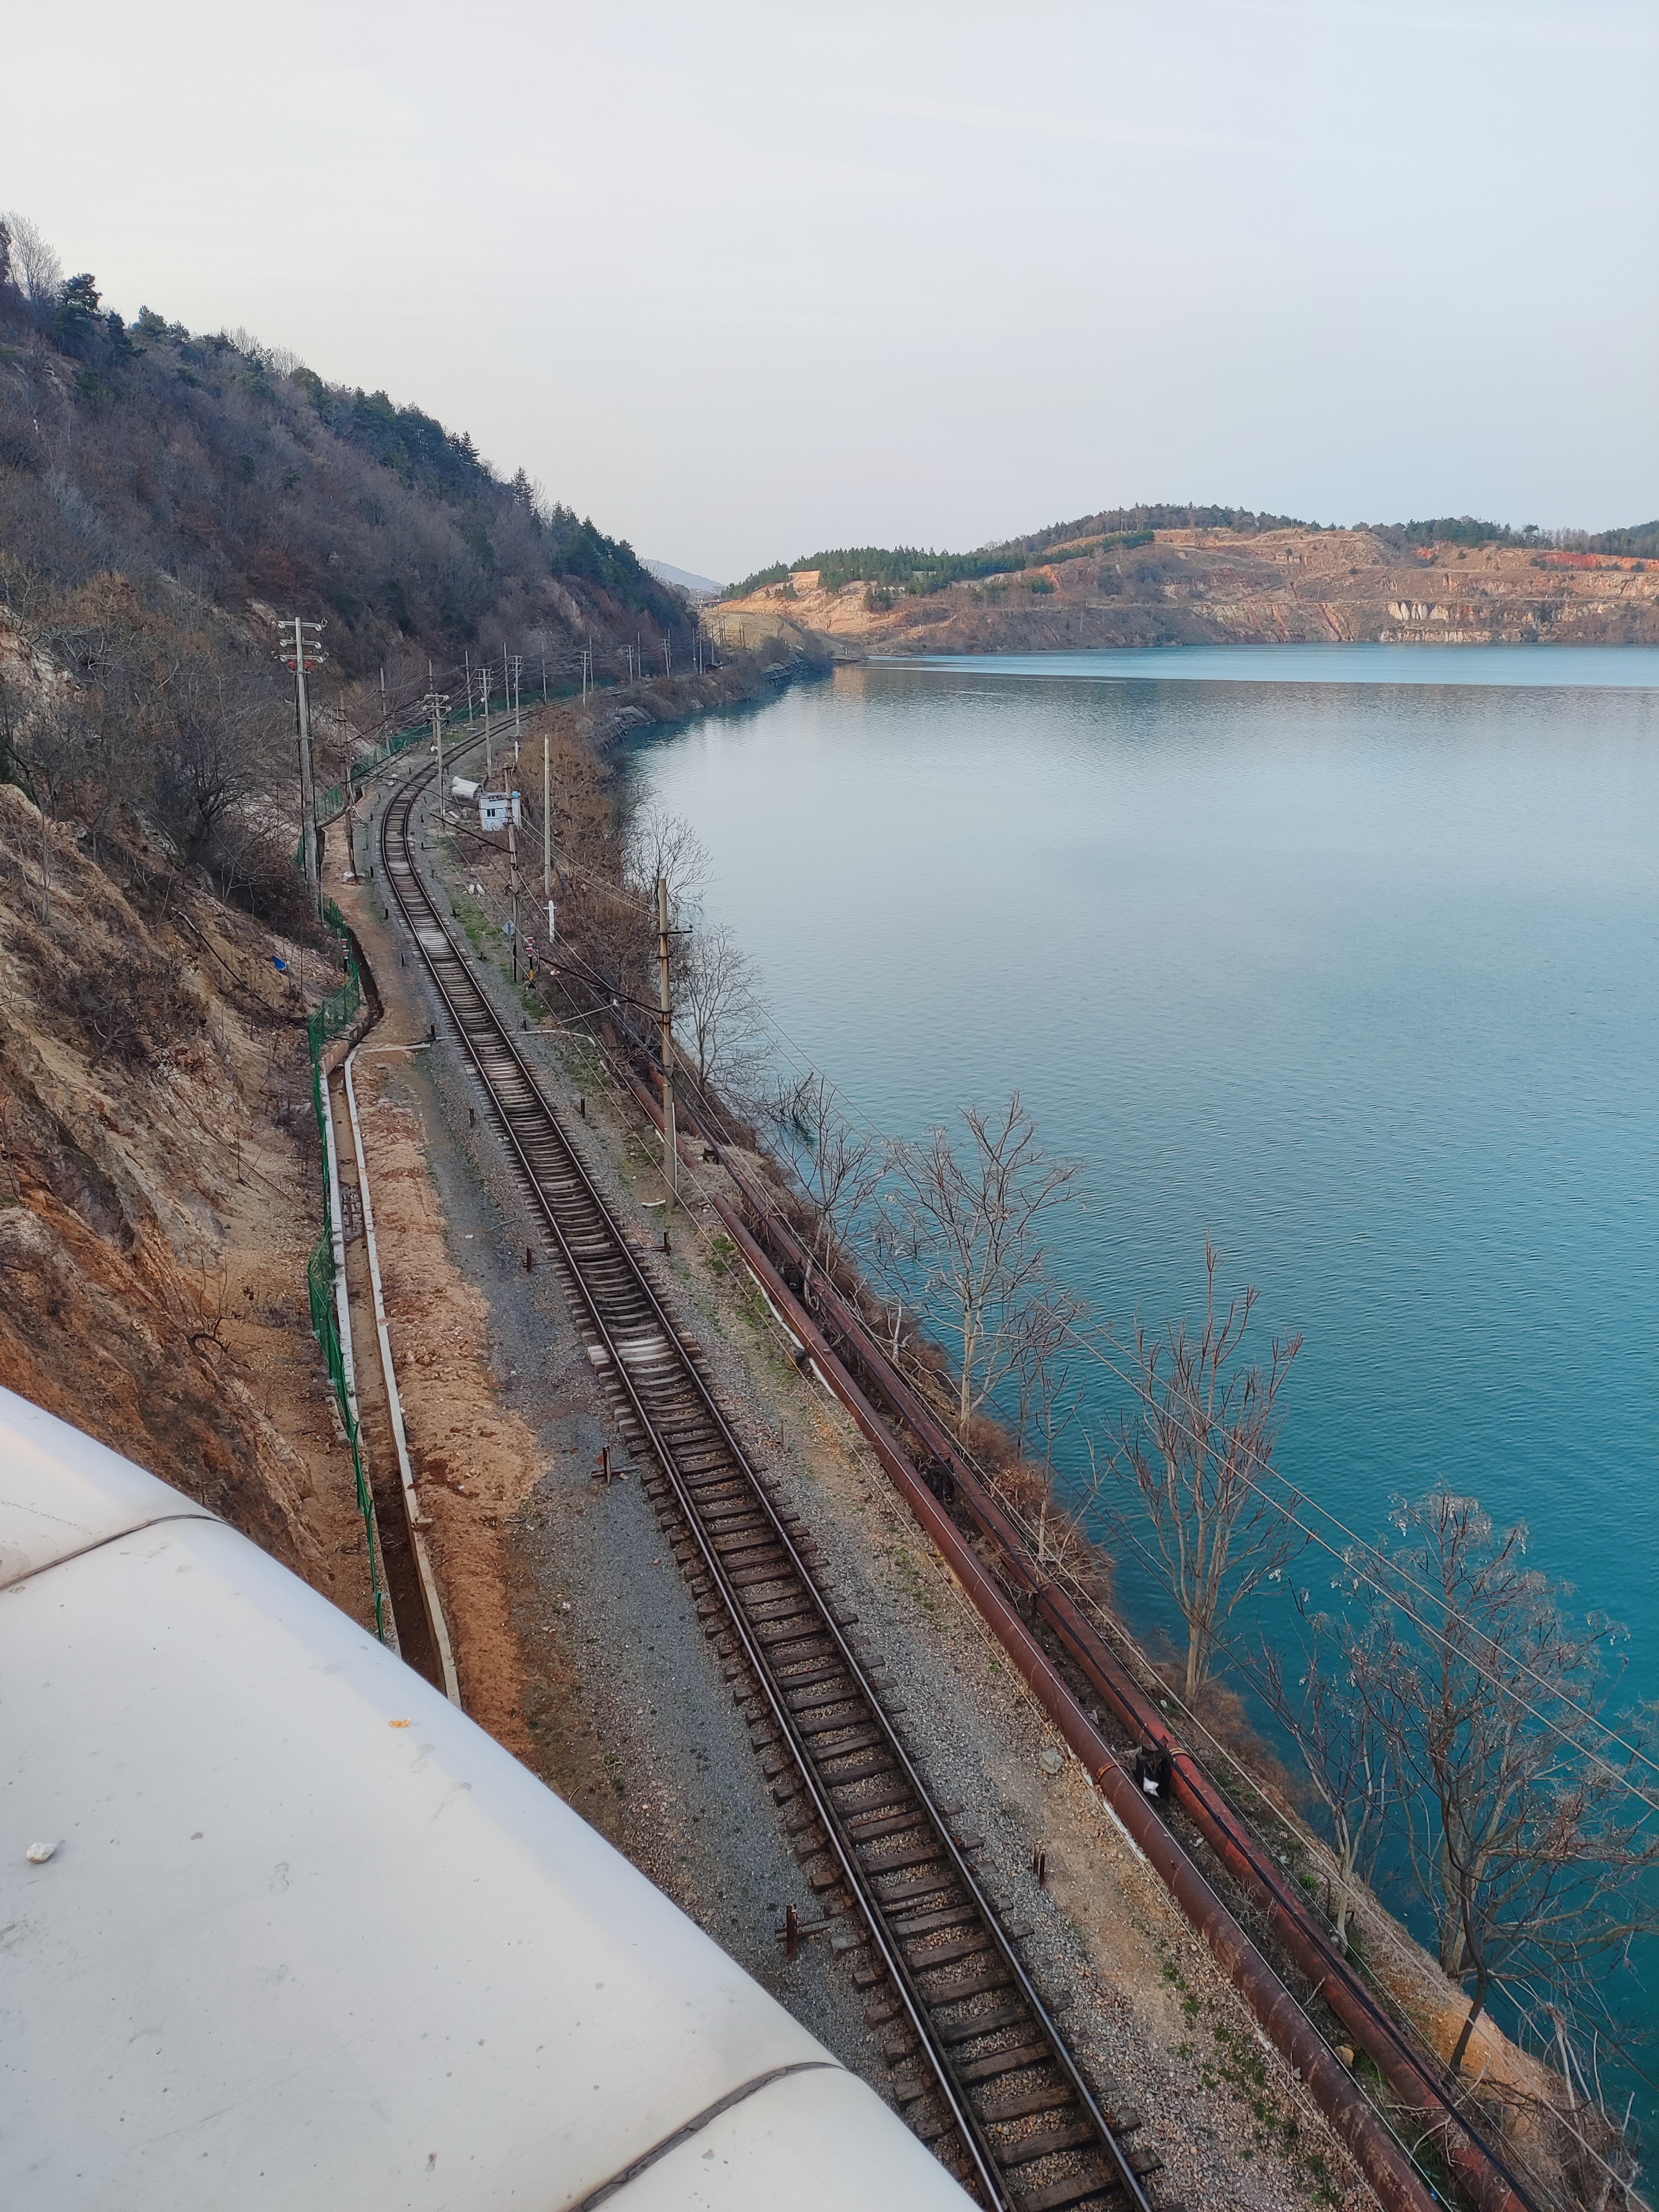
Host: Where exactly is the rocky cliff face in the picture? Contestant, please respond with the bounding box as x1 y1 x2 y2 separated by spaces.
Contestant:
711 528 1659 655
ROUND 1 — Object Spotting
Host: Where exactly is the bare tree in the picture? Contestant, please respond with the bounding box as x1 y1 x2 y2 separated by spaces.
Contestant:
675 921 768 1098
0 211 63 319
155 667 283 860
888 1093 1082 1439
0 676 99 927
1258 1616 1393 1952
785 1069 887 1288
625 802 708 905
1011 1284 1091 1471
1363 1493 1657 2079
1107 1238 1303 1704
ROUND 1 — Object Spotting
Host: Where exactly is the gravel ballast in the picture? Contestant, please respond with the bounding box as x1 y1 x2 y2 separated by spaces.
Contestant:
352 761 1384 2212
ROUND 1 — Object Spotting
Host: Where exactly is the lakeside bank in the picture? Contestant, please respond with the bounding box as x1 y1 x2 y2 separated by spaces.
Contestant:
613 646 1657 2204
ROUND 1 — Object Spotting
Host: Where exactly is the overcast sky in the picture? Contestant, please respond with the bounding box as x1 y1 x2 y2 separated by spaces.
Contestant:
7 1 1655 579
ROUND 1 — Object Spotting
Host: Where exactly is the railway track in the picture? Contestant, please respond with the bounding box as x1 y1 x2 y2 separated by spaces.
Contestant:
379 755 1165 2212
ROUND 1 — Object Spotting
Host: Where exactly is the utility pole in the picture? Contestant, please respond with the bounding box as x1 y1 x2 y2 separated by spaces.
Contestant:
278 616 325 916
656 874 677 1207
542 727 552 900
342 702 359 878
424 687 448 810
482 659 492 777
508 802 520 983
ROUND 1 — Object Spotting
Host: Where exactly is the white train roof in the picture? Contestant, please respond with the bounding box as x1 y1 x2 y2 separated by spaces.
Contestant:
0 1387 971 2211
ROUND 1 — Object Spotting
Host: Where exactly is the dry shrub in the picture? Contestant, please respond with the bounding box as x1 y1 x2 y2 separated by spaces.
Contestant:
22 921 206 1071
205 823 320 934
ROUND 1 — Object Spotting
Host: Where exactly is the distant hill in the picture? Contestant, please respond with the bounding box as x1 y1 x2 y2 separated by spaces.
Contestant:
726 507 1659 608
713 515 1659 656
644 559 723 598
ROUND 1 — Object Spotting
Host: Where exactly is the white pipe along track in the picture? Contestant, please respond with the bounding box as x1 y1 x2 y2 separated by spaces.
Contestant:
343 1041 461 1705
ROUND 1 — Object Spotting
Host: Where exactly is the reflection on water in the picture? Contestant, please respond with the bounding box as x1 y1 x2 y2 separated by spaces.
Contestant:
626 645 1659 2084
629 649 1657 1666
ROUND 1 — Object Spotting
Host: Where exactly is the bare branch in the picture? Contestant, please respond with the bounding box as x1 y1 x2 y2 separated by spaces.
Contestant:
675 921 769 1099
1359 1493 1658 2078
1105 1237 1305 1703
886 1093 1082 1439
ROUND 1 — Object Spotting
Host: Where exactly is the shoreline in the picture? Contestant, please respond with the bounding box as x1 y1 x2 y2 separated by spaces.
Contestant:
591 661 1641 2205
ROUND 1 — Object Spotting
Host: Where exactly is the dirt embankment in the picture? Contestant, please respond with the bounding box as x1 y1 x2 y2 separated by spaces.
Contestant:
0 781 377 1622
711 528 1659 655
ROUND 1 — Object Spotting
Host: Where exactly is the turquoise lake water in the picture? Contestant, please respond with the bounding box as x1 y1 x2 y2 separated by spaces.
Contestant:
625 643 1658 2067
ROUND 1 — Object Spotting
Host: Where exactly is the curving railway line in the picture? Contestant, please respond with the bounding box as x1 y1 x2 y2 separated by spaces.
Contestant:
379 752 1166 2212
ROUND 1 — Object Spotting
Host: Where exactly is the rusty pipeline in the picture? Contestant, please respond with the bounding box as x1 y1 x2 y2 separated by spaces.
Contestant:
607 1028 1535 2212
707 1199 1437 2210
698 1161 1536 2212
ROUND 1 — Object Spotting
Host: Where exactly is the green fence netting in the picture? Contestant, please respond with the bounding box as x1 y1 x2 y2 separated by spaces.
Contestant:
306 907 363 1062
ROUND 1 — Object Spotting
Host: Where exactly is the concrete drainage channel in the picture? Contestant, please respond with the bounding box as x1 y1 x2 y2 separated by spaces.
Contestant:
314 910 461 1704
342 1041 461 1704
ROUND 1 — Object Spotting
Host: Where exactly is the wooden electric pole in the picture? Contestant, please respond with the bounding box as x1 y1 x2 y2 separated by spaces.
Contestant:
657 874 677 1206
278 615 325 916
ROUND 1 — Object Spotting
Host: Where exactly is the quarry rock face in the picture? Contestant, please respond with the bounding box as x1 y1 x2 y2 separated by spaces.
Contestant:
712 528 1659 656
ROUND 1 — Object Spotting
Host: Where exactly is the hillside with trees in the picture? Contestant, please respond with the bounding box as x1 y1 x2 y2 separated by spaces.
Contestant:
716 510 1659 655
729 506 1659 606
0 210 691 907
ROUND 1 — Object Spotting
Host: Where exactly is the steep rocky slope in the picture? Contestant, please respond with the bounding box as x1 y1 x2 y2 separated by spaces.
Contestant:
0 776 375 1613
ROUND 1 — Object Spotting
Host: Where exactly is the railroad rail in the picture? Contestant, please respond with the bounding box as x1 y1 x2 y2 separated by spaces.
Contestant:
378 754 1164 2212
594 1045 1537 2212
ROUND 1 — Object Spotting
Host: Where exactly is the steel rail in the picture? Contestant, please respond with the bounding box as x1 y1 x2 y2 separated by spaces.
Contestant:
587 1029 1536 2212
420 730 1548 2212
377 749 1159 2212
711 1178 1540 2212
